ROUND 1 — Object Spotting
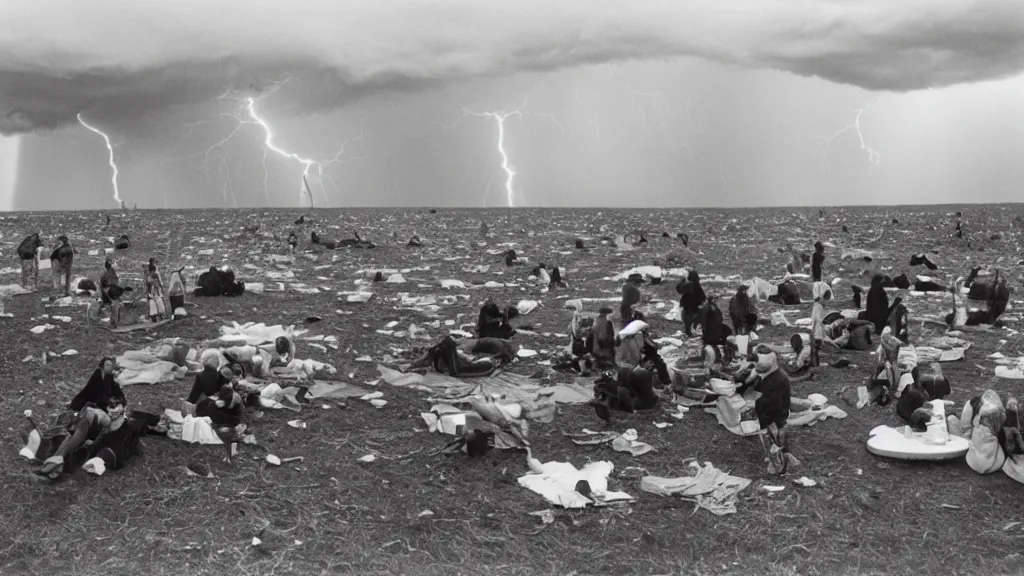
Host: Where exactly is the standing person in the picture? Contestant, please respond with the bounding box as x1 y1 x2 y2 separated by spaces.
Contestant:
17 233 43 290
620 273 644 330
786 243 803 274
810 282 826 367
50 235 74 296
864 274 890 334
145 258 167 322
811 241 825 282
99 259 124 328
729 284 758 335
677 270 706 337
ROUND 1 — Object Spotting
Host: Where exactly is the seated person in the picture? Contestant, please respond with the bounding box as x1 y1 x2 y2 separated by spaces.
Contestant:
640 330 671 385
266 335 296 368
587 307 616 368
729 285 759 335
592 366 659 416
768 282 801 305
195 371 245 428
184 351 228 414
476 300 516 339
70 357 126 412
786 334 812 375
36 397 152 479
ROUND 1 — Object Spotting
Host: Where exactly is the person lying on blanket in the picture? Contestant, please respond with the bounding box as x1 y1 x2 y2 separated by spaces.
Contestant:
36 397 160 480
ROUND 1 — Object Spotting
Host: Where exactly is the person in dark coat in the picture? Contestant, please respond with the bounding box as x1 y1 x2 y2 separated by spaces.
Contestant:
476 300 516 339
728 285 758 335
749 348 798 475
70 357 126 412
700 298 730 349
863 274 890 334
17 232 43 290
811 241 825 282
620 274 644 329
676 270 706 337
50 235 75 296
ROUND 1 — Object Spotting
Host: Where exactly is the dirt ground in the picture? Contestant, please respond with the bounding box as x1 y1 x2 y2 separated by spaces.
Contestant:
1 206 1023 576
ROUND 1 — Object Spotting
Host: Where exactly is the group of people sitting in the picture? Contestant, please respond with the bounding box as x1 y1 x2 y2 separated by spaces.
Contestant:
28 335 301 481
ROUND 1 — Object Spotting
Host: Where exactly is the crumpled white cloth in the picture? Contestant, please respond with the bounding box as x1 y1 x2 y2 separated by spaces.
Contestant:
180 415 223 445
518 460 632 509
83 457 106 476
218 322 307 345
641 461 751 515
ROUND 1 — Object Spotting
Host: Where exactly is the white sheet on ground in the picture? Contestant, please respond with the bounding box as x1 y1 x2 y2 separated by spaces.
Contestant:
115 351 188 385
218 322 308 345
378 365 591 423
518 460 633 508
640 461 751 515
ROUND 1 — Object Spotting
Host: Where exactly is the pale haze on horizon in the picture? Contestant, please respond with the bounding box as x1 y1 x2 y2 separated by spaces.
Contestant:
1 0 1023 211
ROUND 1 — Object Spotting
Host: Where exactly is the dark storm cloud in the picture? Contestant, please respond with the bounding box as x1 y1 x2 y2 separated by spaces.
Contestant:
1 0 1023 136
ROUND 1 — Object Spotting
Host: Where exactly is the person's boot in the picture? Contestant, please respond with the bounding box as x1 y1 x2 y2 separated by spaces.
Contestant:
758 430 783 475
763 424 788 475
778 426 800 469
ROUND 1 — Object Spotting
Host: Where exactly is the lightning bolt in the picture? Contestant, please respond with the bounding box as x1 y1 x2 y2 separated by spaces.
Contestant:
443 97 564 208
77 114 122 205
198 94 366 208
817 98 883 174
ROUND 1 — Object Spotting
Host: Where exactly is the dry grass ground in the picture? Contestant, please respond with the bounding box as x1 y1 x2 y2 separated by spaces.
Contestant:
1 206 1023 576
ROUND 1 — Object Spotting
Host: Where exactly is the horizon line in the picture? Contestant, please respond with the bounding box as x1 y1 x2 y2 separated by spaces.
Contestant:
2 201 1023 214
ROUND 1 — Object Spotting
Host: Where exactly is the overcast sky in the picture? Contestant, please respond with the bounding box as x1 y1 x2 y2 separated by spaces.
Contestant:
2 0 1023 210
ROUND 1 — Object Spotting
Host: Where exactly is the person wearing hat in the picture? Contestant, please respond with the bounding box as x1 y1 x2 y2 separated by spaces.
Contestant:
728 284 758 335
676 270 706 337
620 273 644 329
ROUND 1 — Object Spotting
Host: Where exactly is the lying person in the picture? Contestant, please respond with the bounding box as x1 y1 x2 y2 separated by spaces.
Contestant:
822 318 875 351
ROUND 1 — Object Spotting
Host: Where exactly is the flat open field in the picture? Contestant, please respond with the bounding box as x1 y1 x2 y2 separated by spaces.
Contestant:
1 205 1023 576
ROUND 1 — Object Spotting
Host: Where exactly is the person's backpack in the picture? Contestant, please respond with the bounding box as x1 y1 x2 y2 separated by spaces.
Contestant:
17 236 38 260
